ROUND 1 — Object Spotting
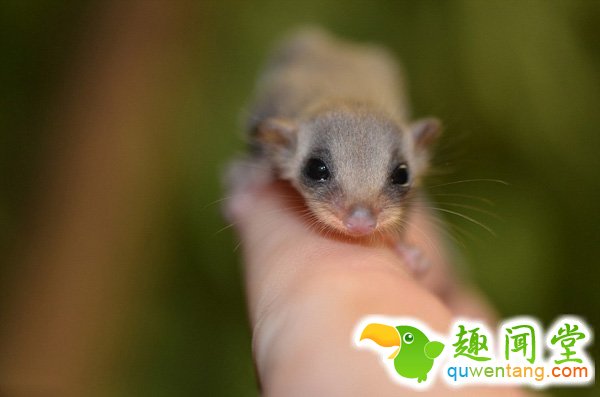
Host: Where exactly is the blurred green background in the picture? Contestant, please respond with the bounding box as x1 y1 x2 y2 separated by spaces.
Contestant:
0 0 598 396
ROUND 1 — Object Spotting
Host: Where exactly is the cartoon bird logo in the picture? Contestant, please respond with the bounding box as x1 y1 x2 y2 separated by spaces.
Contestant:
360 323 445 383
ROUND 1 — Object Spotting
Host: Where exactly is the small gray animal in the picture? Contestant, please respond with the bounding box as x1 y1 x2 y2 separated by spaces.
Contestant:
236 28 441 270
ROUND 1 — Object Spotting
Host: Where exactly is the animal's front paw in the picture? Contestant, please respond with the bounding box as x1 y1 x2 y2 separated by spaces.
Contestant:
222 158 272 221
393 243 431 275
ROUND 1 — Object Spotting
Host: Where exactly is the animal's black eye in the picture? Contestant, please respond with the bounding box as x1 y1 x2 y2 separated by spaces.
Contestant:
390 163 409 186
304 158 330 182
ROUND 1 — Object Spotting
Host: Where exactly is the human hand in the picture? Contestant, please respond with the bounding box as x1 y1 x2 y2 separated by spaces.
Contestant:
226 180 527 396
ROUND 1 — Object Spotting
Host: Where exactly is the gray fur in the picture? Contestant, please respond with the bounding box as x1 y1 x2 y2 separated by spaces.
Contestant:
248 27 408 130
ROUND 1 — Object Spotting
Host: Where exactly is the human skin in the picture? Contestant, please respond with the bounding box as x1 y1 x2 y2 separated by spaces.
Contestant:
226 180 530 397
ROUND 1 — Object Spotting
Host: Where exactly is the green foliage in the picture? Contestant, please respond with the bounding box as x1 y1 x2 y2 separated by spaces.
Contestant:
1 1 598 396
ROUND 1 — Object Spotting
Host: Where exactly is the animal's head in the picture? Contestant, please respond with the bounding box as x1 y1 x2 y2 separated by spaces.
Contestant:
253 104 441 237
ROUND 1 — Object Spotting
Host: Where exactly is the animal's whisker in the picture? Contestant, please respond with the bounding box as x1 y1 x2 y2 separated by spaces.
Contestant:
419 206 496 236
214 204 309 236
410 207 467 249
203 191 302 210
434 202 502 220
424 209 482 246
403 218 442 262
426 192 495 206
428 178 508 189
215 222 237 235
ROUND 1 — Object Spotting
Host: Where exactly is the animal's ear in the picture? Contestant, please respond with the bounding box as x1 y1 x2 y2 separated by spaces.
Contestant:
409 117 442 149
253 117 298 150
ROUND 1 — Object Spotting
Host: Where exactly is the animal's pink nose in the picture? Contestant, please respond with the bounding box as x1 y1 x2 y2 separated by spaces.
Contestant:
344 207 377 236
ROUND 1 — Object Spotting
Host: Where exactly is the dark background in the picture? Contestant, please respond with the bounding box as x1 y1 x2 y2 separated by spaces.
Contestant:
0 1 598 396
